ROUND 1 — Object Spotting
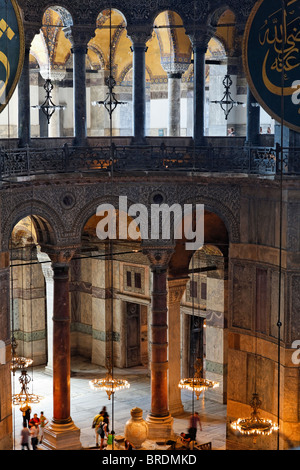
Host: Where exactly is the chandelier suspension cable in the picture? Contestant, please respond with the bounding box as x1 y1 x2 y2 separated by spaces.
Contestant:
88 7 130 432
12 188 43 407
276 0 287 450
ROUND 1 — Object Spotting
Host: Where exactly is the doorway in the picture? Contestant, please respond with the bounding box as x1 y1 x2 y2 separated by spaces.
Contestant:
126 302 141 367
189 315 205 377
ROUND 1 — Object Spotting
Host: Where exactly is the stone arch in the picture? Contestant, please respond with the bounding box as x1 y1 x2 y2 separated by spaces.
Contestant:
168 196 236 278
1 201 62 252
71 195 145 244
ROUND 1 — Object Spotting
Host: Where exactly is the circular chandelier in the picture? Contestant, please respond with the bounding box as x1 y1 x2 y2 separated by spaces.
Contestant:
179 376 219 400
89 369 130 400
231 393 279 440
10 337 33 373
12 369 44 406
178 358 219 400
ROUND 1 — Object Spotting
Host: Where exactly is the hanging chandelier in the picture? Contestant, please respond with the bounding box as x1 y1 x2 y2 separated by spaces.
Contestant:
10 337 33 372
89 367 130 400
12 369 44 406
231 392 279 441
211 74 244 120
178 358 219 400
93 8 127 117
32 78 65 124
93 75 127 118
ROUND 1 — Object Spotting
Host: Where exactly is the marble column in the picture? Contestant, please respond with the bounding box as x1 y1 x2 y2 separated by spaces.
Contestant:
72 43 87 146
143 245 175 440
192 39 208 146
245 87 260 146
37 250 53 374
18 41 31 147
128 30 151 144
167 73 183 137
70 27 92 147
168 276 188 415
41 247 81 450
18 25 40 146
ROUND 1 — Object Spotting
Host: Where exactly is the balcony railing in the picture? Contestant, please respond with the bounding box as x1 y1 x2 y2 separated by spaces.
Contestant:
0 141 299 180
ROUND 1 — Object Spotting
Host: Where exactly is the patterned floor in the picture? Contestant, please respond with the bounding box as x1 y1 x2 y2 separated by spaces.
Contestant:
11 357 227 451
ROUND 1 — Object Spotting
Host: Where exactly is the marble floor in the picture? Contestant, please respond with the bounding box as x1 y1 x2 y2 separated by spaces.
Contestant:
11 357 227 451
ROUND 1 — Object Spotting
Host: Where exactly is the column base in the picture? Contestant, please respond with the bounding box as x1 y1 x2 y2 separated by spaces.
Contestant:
169 401 184 417
39 419 82 450
146 414 175 441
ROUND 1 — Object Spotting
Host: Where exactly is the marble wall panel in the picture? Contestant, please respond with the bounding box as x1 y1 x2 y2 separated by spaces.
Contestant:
231 263 253 331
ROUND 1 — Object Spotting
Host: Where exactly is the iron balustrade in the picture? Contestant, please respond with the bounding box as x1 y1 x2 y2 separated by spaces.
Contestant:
0 142 298 180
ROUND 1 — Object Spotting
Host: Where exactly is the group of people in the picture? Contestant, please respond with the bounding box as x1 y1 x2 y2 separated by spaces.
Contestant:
20 404 48 450
92 406 115 450
92 407 133 450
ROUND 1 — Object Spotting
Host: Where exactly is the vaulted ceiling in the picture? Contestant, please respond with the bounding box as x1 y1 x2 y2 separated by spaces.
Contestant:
29 8 234 84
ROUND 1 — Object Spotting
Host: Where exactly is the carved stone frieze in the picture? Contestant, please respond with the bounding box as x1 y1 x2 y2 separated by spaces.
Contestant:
17 0 255 33
0 177 241 251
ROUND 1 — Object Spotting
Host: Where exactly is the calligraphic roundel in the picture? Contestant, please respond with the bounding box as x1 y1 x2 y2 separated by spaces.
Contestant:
243 0 300 132
0 0 24 113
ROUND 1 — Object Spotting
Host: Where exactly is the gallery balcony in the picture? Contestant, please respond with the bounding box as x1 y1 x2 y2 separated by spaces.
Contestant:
0 135 299 181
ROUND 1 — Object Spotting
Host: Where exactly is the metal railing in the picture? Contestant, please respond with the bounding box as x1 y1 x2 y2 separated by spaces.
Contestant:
0 142 298 180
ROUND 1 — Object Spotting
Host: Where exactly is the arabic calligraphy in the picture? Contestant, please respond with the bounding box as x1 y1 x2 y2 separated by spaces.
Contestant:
259 0 300 95
0 0 24 112
243 0 300 132
0 19 15 102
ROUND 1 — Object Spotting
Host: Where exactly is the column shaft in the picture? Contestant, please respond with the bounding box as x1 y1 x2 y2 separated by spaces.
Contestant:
193 44 206 145
246 87 260 145
150 268 169 417
72 45 87 146
18 48 31 147
168 73 182 137
132 42 147 143
52 263 71 423
168 277 188 415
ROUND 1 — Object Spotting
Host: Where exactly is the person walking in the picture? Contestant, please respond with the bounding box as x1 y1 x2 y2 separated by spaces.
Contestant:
30 423 39 450
93 410 104 447
39 411 48 444
98 417 109 450
188 411 202 441
20 425 31 450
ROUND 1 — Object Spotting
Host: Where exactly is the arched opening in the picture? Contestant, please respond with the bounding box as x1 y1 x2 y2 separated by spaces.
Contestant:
89 8 131 137
73 209 149 371
9 215 56 369
168 207 229 410
30 6 73 138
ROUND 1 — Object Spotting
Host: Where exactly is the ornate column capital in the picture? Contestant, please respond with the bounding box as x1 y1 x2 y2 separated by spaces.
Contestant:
69 25 94 52
187 25 215 52
127 26 153 47
23 23 41 50
143 244 174 272
168 276 189 305
41 245 79 268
